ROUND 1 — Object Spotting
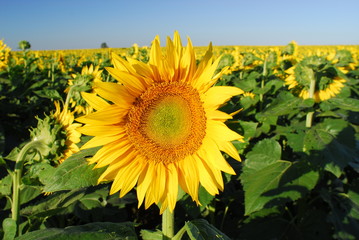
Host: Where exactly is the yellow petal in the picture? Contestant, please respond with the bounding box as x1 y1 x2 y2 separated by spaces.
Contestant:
77 124 124 137
203 86 244 109
206 120 244 142
93 81 135 107
166 163 179 211
81 133 125 150
136 163 154 208
106 68 146 96
76 105 127 125
81 92 109 110
179 155 199 203
196 155 219 195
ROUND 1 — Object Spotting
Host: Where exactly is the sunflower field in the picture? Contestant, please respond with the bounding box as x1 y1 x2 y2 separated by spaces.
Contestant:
0 35 359 240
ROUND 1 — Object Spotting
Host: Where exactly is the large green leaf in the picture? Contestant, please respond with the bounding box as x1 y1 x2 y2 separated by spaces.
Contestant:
244 138 281 171
303 118 357 177
20 189 85 218
42 147 105 192
185 219 231 240
2 218 17 240
328 97 359 112
15 222 137 240
241 138 319 215
140 229 162 240
256 92 301 117
321 189 359 240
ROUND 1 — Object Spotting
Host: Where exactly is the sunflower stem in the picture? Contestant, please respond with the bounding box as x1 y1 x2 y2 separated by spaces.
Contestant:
64 84 76 109
162 209 174 240
11 139 43 236
259 59 267 111
306 71 316 128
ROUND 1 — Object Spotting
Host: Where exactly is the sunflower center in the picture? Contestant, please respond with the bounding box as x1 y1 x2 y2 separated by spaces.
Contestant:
126 82 206 164
145 96 192 147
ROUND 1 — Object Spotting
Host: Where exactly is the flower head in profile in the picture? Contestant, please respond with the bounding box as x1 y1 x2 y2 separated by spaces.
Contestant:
65 64 103 115
30 101 81 165
284 55 346 102
76 32 244 213
53 101 82 163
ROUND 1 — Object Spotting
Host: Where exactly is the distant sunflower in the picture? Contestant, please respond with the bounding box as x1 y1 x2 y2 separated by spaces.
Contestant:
0 40 11 71
298 77 346 102
65 64 103 115
76 32 244 213
284 56 346 103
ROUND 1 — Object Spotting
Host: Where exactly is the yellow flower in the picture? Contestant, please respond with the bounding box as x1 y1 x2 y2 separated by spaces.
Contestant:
66 64 103 115
242 92 256 99
76 32 244 213
0 40 11 71
297 77 346 102
53 101 82 163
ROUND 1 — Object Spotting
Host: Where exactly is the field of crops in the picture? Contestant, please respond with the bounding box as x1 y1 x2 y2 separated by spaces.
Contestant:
1 37 359 239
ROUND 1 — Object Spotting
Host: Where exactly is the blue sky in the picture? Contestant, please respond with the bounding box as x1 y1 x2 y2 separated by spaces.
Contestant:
2 0 359 50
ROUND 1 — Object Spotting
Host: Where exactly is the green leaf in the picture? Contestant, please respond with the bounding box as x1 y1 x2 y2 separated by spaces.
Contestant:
321 189 359 240
21 189 85 218
15 222 137 240
2 218 17 240
348 180 359 220
4 146 21 162
234 77 257 91
185 219 231 240
20 185 42 205
199 186 214 209
0 174 12 196
42 147 105 192
79 188 108 210
244 138 282 171
259 97 301 117
328 97 359 112
33 89 62 100
257 92 300 117
140 229 163 240
242 159 319 215
242 139 318 215
238 121 258 139
303 118 357 177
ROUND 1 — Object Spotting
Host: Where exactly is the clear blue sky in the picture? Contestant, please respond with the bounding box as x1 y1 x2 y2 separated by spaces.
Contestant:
2 0 359 50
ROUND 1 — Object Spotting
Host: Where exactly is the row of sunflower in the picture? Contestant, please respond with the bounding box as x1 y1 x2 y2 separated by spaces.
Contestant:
0 36 359 239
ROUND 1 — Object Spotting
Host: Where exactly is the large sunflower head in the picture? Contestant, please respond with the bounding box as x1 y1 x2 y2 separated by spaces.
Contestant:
76 32 244 213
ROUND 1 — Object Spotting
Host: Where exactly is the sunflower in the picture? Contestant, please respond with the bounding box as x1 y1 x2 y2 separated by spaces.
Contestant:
30 101 81 165
298 76 346 102
284 56 346 103
65 64 103 115
0 40 11 71
76 32 244 213
53 101 82 163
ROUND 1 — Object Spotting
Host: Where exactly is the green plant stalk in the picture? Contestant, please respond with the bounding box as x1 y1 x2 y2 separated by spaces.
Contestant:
260 60 267 102
11 140 43 235
64 84 76 108
162 209 174 240
51 61 55 83
305 74 316 128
